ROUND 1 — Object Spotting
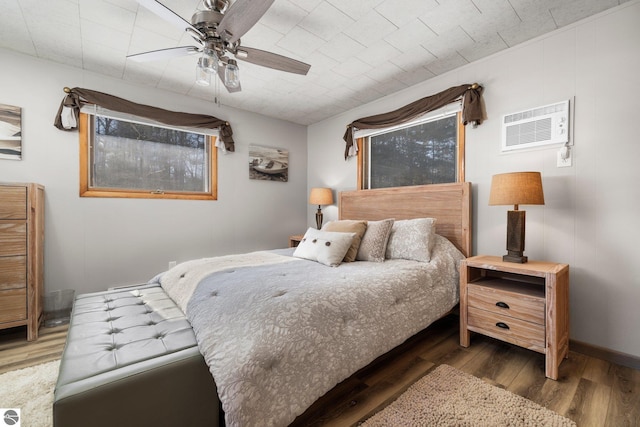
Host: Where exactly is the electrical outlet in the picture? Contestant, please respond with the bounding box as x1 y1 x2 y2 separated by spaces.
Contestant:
168 260 177 269
557 149 572 167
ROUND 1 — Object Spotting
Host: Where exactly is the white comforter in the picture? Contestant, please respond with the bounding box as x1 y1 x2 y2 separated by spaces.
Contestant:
155 235 463 427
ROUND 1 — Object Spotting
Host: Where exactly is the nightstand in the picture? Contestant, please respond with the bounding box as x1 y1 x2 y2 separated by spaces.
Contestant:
289 234 304 248
459 255 570 380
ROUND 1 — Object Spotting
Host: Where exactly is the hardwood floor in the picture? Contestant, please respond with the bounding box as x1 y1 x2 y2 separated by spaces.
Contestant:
1 316 638 426
290 314 640 427
0 324 68 375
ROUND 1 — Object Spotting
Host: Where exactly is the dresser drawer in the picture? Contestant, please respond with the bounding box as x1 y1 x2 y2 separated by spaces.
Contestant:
0 222 26 256
0 186 27 219
0 288 27 323
468 306 545 352
468 280 545 325
0 255 27 290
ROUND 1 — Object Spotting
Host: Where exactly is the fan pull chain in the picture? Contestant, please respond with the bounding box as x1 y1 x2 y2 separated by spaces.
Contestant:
214 74 221 107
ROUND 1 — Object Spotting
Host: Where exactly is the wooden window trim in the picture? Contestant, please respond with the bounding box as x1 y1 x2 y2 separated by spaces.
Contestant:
357 111 465 190
79 113 217 200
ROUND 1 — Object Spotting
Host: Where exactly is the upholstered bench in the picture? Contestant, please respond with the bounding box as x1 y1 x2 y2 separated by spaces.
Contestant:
53 284 220 427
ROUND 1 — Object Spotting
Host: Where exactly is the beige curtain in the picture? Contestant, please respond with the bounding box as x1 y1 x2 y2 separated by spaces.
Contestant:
343 83 484 159
54 87 235 151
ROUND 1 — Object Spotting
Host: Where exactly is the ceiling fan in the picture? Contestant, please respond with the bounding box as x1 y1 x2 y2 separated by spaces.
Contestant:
128 0 311 92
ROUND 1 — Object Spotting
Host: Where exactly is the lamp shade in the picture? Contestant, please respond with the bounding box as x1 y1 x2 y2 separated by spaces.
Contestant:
309 187 333 205
489 172 544 207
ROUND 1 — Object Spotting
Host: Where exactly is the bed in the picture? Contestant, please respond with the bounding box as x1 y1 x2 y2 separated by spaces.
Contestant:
54 182 471 427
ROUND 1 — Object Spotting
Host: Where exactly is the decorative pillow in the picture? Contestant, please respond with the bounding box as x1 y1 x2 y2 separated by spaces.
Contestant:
293 228 356 267
385 218 437 262
356 219 394 262
322 220 367 262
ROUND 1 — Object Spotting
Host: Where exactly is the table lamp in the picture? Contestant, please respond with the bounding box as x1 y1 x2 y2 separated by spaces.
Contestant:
309 187 333 229
489 172 544 263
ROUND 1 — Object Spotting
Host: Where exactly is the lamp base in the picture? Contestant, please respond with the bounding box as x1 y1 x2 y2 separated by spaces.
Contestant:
315 207 323 230
503 252 528 263
503 210 528 263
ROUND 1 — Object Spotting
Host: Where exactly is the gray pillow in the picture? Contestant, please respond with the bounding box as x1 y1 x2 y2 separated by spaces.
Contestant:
385 218 437 262
356 219 394 262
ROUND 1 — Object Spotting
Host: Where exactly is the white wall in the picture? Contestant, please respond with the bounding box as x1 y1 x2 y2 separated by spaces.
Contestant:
308 1 640 358
0 49 308 293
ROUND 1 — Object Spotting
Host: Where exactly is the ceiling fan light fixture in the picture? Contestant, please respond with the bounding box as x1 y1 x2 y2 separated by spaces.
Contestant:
195 57 211 86
224 59 240 89
201 48 218 73
132 0 311 94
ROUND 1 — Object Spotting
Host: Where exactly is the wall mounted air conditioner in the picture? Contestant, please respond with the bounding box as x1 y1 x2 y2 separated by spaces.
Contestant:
501 100 570 151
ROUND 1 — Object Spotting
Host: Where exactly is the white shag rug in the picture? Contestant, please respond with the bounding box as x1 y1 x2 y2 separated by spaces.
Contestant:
362 364 576 427
0 360 59 427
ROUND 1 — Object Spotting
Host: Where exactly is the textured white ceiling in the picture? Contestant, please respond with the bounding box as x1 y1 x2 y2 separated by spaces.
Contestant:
0 0 627 125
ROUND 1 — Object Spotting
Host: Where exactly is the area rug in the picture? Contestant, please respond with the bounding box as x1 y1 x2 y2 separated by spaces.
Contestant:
362 364 576 426
0 360 59 427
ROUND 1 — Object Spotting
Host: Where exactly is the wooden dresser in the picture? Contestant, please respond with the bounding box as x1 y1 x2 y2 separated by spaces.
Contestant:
0 182 45 341
459 255 569 380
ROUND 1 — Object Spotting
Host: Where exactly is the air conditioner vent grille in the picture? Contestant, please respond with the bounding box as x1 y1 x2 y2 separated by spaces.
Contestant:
501 100 569 151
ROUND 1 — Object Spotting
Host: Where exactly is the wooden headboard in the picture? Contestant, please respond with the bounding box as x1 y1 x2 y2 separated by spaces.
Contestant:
339 182 472 257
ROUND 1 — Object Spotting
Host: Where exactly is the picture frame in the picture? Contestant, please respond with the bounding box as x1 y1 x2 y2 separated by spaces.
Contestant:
0 103 22 160
249 144 289 182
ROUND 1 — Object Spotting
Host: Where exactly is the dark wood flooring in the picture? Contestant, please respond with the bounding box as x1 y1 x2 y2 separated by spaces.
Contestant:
1 315 638 426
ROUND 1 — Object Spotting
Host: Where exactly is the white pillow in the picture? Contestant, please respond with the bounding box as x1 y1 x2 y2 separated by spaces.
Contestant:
385 218 437 262
293 228 356 267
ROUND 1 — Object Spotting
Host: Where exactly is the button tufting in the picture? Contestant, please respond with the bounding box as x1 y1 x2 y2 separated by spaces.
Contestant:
325 241 331 246
180 273 186 278
147 321 155 326
210 291 218 297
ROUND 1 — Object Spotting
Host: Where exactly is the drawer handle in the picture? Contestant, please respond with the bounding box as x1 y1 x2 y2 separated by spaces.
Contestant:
496 301 510 309
496 322 510 330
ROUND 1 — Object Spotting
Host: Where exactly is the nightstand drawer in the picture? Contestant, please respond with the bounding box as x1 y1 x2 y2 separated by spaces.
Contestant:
468 306 545 351
468 280 545 325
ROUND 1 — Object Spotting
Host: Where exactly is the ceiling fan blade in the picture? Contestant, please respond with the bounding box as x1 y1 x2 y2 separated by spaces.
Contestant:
217 65 242 93
236 47 310 75
217 0 275 43
136 0 204 38
127 46 199 62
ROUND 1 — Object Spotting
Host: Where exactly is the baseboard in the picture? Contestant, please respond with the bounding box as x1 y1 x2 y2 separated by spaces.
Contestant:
570 339 640 370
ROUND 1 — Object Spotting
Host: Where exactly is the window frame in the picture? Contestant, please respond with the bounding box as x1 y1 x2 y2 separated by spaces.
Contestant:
79 112 218 200
357 111 465 190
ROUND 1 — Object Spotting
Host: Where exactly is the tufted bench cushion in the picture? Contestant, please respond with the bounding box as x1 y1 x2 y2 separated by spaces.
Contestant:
53 284 220 427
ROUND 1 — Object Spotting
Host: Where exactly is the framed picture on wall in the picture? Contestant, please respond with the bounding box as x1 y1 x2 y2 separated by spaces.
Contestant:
0 103 22 160
249 144 289 182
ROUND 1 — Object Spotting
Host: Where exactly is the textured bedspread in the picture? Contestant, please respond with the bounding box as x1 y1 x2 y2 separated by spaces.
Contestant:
155 235 463 427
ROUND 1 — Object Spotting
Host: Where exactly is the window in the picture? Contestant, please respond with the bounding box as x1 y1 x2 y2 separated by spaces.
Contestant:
358 111 465 189
79 112 217 200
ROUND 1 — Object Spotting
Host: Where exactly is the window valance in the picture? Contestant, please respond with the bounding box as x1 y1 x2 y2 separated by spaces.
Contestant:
343 83 484 159
54 87 235 152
